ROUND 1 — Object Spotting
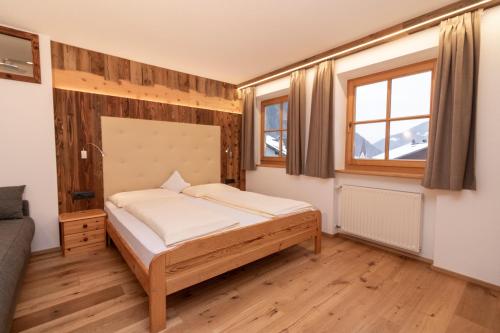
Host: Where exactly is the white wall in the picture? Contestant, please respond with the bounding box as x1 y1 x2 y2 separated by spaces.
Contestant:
333 27 439 260
432 7 500 286
247 8 500 286
247 27 439 256
0 31 59 251
246 68 335 233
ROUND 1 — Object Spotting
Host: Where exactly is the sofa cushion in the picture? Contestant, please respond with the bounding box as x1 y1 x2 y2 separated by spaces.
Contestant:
0 217 35 333
0 185 26 220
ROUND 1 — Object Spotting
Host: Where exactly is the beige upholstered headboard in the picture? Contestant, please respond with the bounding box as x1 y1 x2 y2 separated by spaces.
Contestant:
101 116 220 199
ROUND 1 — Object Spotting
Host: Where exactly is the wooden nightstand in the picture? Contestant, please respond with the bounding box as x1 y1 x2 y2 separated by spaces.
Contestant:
59 209 107 256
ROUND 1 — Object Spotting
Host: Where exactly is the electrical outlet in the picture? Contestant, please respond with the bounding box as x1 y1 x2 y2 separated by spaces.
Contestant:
72 191 95 200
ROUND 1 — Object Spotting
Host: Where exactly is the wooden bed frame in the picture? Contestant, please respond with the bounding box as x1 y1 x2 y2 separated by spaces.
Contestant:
107 209 322 332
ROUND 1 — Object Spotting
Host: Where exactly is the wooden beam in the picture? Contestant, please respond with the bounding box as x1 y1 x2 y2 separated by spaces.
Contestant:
52 69 241 114
237 0 500 88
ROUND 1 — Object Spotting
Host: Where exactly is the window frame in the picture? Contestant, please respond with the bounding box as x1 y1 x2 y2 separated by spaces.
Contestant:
345 60 436 176
260 95 288 167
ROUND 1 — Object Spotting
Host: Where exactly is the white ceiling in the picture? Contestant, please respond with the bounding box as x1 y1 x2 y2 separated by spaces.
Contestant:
0 0 456 84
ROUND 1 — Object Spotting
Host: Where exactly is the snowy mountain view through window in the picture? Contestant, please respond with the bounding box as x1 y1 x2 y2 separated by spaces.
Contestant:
352 69 432 161
261 96 288 166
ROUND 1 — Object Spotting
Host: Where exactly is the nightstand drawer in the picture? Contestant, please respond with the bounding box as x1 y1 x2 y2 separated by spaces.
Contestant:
64 229 105 249
63 217 105 235
64 242 106 256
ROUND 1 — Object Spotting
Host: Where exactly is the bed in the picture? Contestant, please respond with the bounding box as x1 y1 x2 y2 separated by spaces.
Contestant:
101 117 322 332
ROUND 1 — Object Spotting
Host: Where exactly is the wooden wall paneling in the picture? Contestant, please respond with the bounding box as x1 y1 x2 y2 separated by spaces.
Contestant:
92 94 105 209
50 41 239 103
129 61 143 86
166 69 179 90
188 75 197 91
76 92 90 210
117 58 130 82
206 80 215 97
141 64 154 86
89 50 105 76
177 72 189 92
51 41 243 212
54 89 243 213
215 82 223 99
104 55 120 82
76 47 91 72
50 41 63 69
53 91 66 210
62 44 78 70
153 67 167 87
65 91 80 211
195 76 207 95
215 110 242 184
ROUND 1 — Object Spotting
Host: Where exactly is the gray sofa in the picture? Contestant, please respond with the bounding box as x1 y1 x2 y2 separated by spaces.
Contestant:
0 201 35 333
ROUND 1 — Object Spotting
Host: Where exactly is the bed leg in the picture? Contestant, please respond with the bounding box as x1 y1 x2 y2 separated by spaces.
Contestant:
149 256 166 333
314 211 322 254
314 234 322 254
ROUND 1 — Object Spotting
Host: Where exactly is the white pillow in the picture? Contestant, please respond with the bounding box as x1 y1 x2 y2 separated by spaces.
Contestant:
109 189 178 208
160 170 191 193
182 183 239 198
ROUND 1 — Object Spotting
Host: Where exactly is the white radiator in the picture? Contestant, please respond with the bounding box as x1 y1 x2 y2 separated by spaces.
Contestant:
338 185 423 253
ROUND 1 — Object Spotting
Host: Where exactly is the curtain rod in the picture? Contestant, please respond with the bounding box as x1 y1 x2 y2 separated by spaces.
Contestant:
238 0 495 90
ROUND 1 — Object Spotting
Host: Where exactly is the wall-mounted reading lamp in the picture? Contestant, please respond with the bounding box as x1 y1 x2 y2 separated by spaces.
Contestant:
224 145 235 184
225 146 233 160
81 142 105 159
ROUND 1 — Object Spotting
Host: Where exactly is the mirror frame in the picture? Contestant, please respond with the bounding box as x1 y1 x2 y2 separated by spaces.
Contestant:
0 25 41 84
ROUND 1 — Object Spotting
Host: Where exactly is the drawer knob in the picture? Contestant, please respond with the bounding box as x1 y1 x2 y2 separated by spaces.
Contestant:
83 223 88 228
83 237 89 242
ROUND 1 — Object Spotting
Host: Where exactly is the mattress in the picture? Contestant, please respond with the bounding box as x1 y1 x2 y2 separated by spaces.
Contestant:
105 194 270 267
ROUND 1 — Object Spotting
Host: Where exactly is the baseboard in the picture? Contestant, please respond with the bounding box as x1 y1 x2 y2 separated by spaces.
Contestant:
431 265 500 292
321 232 338 238
31 246 61 256
335 233 433 265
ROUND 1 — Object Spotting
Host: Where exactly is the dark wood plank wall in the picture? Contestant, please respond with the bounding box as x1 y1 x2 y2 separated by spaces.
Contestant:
51 41 238 101
54 89 243 213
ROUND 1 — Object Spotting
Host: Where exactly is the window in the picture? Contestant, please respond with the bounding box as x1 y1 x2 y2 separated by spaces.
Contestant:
261 96 288 167
346 60 435 175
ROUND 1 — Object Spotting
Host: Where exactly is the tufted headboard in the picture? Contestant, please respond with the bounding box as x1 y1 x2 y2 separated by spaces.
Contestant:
101 116 220 199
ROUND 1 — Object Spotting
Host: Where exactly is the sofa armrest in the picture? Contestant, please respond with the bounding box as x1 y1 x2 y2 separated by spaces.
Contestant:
22 200 29 217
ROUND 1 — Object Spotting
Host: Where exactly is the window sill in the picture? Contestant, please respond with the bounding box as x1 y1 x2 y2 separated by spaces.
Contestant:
336 169 424 180
258 162 285 169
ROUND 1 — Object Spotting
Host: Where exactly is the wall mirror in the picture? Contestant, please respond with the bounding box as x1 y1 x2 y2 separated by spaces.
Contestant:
0 26 41 84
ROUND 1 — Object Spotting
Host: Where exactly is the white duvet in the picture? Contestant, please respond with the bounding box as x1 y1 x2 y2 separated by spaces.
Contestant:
124 196 238 246
183 184 313 217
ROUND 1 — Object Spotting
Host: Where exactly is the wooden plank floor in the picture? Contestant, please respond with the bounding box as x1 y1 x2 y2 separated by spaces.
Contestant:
13 237 500 333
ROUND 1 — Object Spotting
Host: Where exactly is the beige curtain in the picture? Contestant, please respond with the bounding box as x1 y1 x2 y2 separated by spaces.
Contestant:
423 10 481 190
304 60 335 178
240 87 256 170
286 69 306 175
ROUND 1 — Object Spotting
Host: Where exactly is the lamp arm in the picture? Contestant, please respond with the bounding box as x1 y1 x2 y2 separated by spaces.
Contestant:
85 142 105 157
